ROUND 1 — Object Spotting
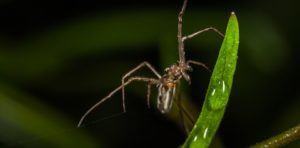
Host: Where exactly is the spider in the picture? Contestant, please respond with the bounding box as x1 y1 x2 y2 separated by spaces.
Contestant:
77 0 223 128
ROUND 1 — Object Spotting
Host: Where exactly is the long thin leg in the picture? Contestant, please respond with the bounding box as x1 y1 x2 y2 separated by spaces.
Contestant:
176 101 188 135
182 27 224 41
146 82 152 108
187 60 210 72
174 89 196 135
77 76 160 127
121 61 161 112
175 91 190 135
180 103 196 126
178 0 188 63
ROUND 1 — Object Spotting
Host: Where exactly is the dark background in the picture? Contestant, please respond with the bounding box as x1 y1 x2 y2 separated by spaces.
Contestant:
0 0 300 147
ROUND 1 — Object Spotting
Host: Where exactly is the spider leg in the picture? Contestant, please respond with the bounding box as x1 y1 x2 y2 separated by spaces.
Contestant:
176 99 188 135
175 94 196 135
182 27 224 42
180 102 196 127
174 82 195 135
177 0 223 63
177 0 188 63
181 60 210 84
147 82 152 108
174 89 189 135
187 60 210 72
121 61 161 112
77 76 159 127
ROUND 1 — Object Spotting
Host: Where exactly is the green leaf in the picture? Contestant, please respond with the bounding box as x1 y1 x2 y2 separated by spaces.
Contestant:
182 12 239 148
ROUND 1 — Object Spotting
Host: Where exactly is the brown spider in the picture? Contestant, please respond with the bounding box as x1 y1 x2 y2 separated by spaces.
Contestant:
77 0 223 127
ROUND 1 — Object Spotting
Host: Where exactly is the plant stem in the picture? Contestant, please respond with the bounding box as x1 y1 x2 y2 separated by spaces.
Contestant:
250 124 300 148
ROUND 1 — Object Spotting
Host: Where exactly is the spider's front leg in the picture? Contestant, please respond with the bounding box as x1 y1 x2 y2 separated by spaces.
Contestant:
182 27 224 42
187 60 210 71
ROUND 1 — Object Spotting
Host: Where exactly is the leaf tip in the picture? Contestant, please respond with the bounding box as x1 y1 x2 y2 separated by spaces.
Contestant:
229 11 238 22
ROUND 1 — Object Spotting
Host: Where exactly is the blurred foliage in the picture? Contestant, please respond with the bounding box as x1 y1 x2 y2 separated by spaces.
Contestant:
0 0 300 147
0 82 98 147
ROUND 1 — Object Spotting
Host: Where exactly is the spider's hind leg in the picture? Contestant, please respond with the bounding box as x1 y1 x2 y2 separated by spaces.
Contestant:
175 94 196 135
173 82 196 135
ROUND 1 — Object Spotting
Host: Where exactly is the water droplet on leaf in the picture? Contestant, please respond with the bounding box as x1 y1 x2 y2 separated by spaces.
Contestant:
208 79 230 110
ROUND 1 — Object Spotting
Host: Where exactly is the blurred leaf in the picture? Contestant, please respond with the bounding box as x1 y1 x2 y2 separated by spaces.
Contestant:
0 82 98 147
182 12 239 148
